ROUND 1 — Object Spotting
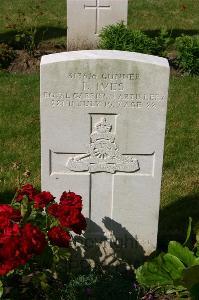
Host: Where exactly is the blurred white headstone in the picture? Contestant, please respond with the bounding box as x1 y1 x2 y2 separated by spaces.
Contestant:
67 0 128 50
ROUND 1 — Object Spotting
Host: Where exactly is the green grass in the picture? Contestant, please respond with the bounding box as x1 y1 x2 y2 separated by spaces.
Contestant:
0 0 66 31
158 75 199 246
162 75 199 207
0 71 40 200
0 0 67 46
128 0 199 34
0 0 198 47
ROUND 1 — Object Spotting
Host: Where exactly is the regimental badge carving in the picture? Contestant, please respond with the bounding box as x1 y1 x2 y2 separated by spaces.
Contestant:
66 118 140 174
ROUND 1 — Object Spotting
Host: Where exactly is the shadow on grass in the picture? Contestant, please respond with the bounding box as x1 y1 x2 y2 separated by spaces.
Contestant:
1 27 199 47
158 192 199 250
0 190 15 204
144 29 199 38
0 26 67 46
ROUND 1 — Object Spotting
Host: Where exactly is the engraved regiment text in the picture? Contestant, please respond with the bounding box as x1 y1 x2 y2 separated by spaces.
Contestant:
43 72 166 110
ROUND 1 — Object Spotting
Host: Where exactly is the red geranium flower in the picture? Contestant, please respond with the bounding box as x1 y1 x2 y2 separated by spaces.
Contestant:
0 223 20 247
70 213 87 235
60 191 82 209
0 236 20 261
33 191 55 209
21 223 47 255
15 184 36 202
48 226 71 248
0 216 11 228
0 261 15 276
58 205 87 234
58 206 81 227
47 203 60 218
0 223 23 275
0 185 86 276
0 204 21 223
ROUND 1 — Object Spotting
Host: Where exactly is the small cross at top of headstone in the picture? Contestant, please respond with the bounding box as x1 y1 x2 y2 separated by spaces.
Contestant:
84 0 111 34
67 0 128 50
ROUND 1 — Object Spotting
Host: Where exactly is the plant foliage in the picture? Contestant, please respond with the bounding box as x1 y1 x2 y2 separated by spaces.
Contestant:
61 271 139 300
99 22 171 57
99 22 153 54
175 35 199 75
136 222 199 298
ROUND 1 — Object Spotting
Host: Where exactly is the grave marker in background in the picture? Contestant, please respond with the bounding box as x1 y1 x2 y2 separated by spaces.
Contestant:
67 0 128 50
40 50 169 265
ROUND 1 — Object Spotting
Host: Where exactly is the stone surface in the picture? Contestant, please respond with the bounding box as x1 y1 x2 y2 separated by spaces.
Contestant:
67 0 128 50
40 50 170 265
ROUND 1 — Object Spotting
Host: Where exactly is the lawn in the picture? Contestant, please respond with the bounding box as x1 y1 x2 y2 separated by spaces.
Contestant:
0 0 199 243
128 0 199 34
0 72 40 199
0 0 198 46
0 0 67 46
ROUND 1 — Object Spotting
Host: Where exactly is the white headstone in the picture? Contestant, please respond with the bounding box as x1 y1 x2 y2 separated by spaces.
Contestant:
67 0 128 50
40 50 169 264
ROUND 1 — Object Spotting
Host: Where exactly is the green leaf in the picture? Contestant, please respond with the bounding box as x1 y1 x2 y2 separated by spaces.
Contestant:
195 225 199 243
49 216 59 228
162 253 185 282
0 281 3 298
39 273 49 291
196 243 199 257
57 247 71 260
20 196 33 221
21 196 28 217
32 272 49 291
168 241 198 267
182 265 199 290
29 211 46 230
166 285 189 297
11 202 21 210
26 208 37 221
15 34 21 42
183 217 192 245
136 254 173 288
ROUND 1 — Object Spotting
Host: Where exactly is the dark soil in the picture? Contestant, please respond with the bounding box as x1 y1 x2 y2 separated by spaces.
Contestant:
0 40 76 73
4 42 66 73
8 50 40 73
1 41 182 75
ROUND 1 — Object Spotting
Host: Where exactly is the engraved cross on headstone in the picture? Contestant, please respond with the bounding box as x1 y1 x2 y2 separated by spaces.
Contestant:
84 0 111 34
50 115 155 231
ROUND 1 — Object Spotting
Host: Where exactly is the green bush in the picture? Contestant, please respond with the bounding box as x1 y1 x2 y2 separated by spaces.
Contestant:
99 22 153 54
99 23 171 57
175 35 199 75
152 28 172 56
0 43 15 69
99 24 199 75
